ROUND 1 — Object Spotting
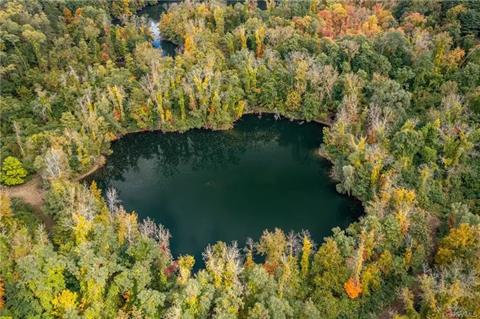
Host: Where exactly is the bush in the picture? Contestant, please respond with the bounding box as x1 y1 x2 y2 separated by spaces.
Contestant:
0 156 28 186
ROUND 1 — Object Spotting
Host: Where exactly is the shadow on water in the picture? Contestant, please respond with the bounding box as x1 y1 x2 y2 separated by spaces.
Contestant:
88 115 363 267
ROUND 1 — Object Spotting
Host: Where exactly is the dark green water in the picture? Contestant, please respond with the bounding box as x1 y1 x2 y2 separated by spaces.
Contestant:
90 115 362 262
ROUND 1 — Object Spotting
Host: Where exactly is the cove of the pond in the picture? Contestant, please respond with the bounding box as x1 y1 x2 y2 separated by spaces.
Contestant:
138 1 268 56
138 3 177 56
89 115 362 266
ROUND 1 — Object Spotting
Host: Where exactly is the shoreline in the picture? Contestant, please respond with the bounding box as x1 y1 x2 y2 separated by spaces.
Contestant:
4 111 340 228
77 111 333 181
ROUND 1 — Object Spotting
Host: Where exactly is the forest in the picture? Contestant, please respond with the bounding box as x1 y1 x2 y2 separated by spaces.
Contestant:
0 0 479 318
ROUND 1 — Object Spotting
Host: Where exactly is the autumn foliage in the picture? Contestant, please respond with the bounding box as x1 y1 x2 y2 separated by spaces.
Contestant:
344 277 362 299
317 3 393 38
0 0 479 318
0 278 4 311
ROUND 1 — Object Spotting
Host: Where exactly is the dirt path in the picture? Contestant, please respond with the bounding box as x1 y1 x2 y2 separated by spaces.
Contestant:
2 154 106 231
3 175 53 230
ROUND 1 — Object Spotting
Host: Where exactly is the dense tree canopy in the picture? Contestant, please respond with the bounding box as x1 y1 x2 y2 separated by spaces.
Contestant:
0 0 479 318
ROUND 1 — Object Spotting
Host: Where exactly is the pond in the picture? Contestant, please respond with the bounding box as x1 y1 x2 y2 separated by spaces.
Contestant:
89 115 362 264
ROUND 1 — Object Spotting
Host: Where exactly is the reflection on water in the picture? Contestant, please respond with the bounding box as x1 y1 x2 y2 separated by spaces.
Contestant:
139 2 177 56
90 115 362 265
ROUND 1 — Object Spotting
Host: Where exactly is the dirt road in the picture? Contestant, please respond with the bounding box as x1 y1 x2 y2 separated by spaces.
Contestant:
3 175 53 230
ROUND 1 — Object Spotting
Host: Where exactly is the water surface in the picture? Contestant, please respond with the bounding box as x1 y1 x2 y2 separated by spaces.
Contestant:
90 115 362 263
139 2 177 56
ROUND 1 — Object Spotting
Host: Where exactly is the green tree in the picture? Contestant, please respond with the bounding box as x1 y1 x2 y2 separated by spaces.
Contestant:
0 156 27 186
